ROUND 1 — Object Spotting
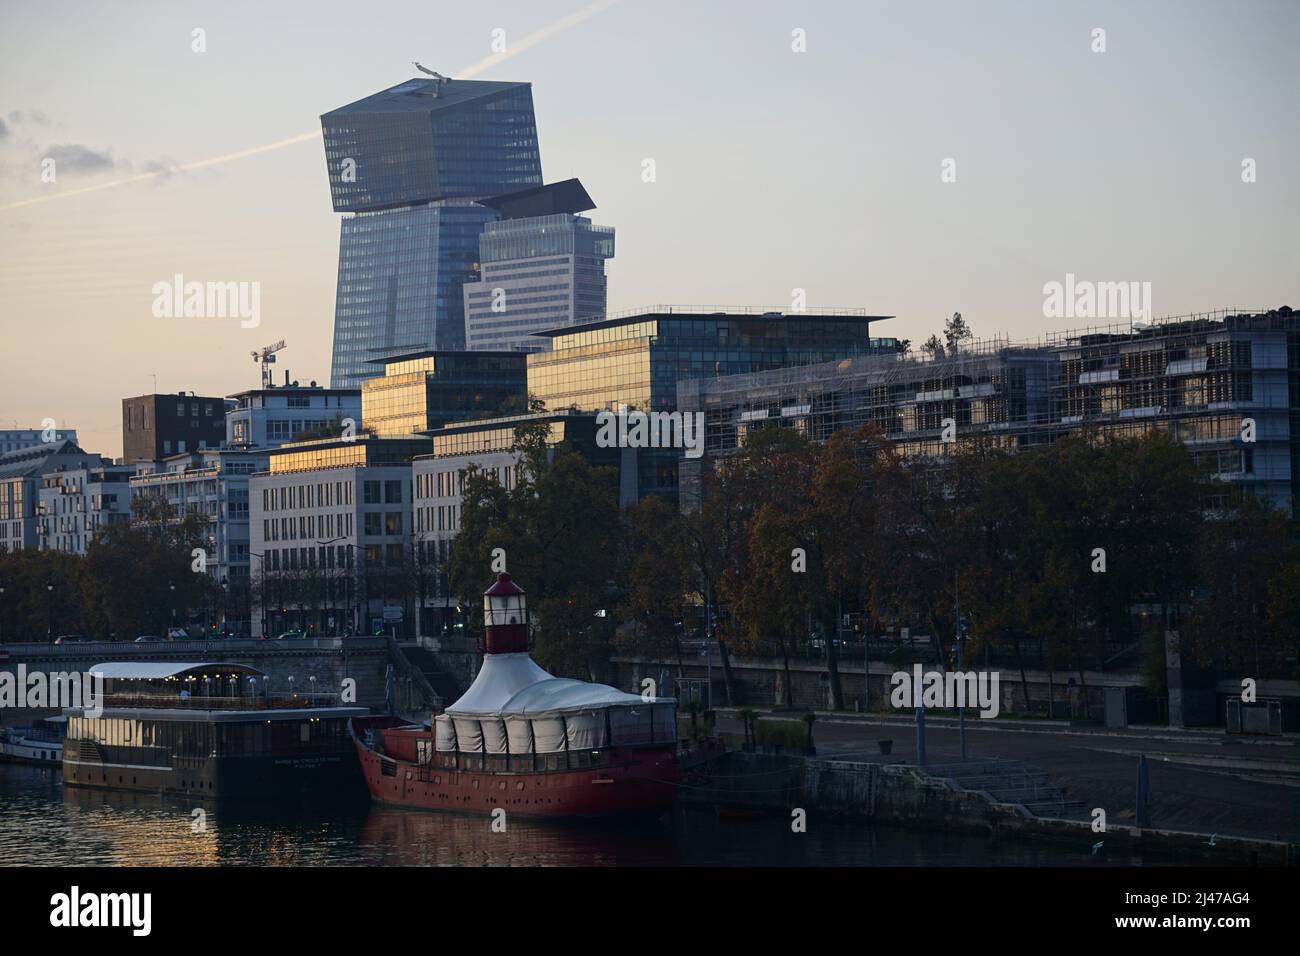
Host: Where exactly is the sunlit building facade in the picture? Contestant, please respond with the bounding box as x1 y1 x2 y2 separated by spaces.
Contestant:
249 437 429 637
361 350 528 437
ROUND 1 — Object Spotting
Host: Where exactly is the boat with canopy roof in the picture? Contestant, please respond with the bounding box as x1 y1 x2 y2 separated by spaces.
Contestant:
351 573 680 817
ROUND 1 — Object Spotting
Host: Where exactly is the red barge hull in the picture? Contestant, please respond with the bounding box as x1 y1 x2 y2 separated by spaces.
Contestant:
351 716 680 818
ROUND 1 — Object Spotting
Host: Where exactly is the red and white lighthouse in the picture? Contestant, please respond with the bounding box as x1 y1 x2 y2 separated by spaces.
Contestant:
482 572 529 654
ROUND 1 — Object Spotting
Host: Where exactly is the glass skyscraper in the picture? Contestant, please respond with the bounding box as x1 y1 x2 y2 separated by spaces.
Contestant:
321 77 542 388
464 213 615 352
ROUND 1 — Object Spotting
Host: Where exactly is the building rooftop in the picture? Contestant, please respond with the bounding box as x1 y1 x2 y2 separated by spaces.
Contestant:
322 77 531 117
0 439 91 480
476 178 595 219
365 348 527 367
530 306 894 338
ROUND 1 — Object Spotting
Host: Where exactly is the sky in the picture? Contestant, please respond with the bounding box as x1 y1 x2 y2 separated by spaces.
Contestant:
1 0 1297 459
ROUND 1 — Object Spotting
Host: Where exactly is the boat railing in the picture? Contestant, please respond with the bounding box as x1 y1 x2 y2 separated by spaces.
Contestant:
98 693 343 711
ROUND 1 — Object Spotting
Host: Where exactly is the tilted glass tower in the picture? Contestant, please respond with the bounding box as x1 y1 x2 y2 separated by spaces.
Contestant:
321 77 542 388
462 180 615 352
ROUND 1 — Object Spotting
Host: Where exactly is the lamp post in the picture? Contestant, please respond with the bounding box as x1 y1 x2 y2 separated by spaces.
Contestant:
46 580 54 645
168 580 176 633
0 582 6 644
219 576 229 637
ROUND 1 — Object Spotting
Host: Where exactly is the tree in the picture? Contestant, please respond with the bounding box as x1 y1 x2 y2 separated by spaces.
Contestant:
1183 494 1296 677
616 496 690 676
447 420 621 678
943 311 972 354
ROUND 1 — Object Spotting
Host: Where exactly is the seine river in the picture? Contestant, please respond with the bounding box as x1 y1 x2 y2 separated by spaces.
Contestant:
0 764 1140 866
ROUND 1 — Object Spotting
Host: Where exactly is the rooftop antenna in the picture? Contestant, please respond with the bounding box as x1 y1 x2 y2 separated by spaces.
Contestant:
412 62 451 97
251 339 287 389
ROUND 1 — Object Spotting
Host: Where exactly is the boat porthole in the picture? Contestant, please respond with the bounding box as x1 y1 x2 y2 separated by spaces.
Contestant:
516 782 524 790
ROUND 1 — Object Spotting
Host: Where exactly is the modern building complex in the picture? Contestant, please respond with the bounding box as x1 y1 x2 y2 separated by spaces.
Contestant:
321 76 543 388
526 307 898 498
678 308 1300 516
360 350 528 438
37 462 135 555
226 384 361 449
0 428 78 454
129 448 270 620
121 393 229 464
0 440 102 554
463 179 614 352
247 438 428 637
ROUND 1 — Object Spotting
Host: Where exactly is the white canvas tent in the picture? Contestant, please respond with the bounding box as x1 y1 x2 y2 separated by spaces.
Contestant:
435 652 676 754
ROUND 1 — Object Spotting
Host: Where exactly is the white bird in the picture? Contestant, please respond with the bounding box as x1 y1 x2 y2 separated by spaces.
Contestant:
1204 833 1217 847
1091 840 1104 855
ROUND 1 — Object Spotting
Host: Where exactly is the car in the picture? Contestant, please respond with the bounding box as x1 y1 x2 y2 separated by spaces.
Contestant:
53 635 92 645
166 627 191 640
133 635 168 643
275 630 308 640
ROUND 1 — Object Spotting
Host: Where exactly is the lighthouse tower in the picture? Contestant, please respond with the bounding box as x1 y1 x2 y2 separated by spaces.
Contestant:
481 572 529 654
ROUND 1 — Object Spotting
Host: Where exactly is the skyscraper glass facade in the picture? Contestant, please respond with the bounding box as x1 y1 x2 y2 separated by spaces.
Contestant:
321 78 542 388
321 80 542 212
464 214 614 352
331 200 501 386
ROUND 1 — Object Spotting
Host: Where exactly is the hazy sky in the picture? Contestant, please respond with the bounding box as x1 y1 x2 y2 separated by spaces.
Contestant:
1 0 1296 458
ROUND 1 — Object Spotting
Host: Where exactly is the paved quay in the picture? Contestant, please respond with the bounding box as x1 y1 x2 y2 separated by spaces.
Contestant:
711 708 1300 844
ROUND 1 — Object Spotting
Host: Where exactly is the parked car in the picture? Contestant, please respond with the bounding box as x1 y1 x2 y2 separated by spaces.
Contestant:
275 630 308 640
133 635 168 643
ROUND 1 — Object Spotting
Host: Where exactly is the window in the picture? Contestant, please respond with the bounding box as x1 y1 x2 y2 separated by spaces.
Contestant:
384 480 402 503
363 481 380 504
385 512 402 535
364 512 382 536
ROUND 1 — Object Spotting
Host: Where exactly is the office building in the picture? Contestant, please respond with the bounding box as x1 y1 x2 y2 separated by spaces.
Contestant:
321 76 543 388
0 428 78 454
678 307 1300 516
526 307 897 498
361 350 527 438
226 384 361 449
248 436 428 637
121 393 229 464
463 179 614 352
129 449 270 630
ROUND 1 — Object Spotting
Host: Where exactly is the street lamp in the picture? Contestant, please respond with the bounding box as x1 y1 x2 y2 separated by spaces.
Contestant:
0 582 6 644
168 580 176 632
46 580 54 645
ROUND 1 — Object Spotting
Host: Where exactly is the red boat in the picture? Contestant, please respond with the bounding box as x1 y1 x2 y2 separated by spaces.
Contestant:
352 573 680 818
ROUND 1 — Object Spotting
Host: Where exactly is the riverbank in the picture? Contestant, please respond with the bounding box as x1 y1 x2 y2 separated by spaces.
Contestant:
681 750 1295 866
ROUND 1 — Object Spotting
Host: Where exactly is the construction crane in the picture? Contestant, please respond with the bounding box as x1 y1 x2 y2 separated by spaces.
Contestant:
251 340 286 389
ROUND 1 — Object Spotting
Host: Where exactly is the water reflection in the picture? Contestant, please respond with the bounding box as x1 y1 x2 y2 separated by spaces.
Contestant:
0 764 1144 867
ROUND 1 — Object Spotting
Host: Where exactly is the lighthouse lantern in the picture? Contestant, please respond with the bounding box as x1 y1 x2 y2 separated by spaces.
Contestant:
482 573 529 653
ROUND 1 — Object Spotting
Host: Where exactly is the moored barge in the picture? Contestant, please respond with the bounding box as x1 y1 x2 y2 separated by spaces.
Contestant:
352 573 680 818
63 661 366 800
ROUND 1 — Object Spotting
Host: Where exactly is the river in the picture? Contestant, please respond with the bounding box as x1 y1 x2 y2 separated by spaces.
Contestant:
0 764 1152 866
